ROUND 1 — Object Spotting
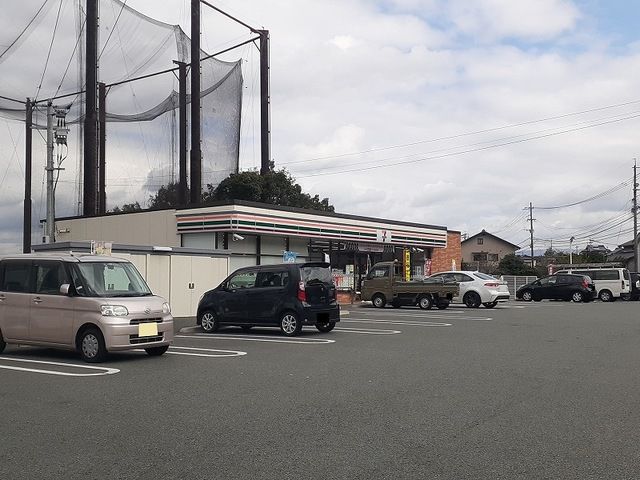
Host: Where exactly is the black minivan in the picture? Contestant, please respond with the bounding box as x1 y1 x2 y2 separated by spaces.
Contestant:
197 262 340 336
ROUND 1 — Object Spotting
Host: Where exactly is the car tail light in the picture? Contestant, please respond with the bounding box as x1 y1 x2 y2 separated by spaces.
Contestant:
582 278 589 289
484 282 499 288
297 281 306 302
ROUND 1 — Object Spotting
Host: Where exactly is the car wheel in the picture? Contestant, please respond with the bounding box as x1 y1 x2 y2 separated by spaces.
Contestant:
436 299 450 310
598 290 613 302
521 290 533 302
483 302 497 309
200 311 219 333
280 311 302 337
0 330 6 354
78 328 107 363
418 295 433 310
372 293 386 309
145 345 169 356
316 321 336 333
463 291 481 308
572 291 584 303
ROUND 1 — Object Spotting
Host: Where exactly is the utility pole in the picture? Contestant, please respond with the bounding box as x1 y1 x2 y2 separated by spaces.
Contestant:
634 159 638 272
190 0 202 204
175 61 188 206
83 0 98 216
258 29 270 174
528 202 535 268
98 82 106 214
23 98 33 253
46 102 55 242
569 236 575 265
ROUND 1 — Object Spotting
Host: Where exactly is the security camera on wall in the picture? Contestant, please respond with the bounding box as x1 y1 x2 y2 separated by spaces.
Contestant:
232 233 245 241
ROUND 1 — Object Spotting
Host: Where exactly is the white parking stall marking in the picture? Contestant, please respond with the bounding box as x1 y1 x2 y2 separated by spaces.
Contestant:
166 346 246 357
0 357 119 377
334 327 401 335
344 318 452 327
175 334 335 345
346 312 492 321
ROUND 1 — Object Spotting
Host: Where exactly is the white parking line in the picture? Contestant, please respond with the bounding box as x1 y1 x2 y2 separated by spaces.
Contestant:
0 357 119 377
334 327 401 334
344 318 452 327
167 346 246 357
175 334 335 344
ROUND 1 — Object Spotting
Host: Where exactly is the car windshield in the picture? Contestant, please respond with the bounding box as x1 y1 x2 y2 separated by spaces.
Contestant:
70 261 152 297
300 265 333 285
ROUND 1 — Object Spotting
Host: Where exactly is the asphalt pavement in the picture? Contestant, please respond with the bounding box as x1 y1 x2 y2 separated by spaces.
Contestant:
2 300 640 479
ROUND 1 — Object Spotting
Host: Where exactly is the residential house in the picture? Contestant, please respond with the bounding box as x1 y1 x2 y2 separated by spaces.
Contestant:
461 229 520 272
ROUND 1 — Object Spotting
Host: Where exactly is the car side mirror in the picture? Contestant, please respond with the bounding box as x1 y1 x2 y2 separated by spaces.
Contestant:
59 283 71 295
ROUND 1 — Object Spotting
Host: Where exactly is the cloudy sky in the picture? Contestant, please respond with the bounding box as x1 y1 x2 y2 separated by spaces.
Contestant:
1 0 640 254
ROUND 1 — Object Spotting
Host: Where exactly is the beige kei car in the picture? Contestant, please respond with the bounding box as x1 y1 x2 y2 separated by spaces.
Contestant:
0 253 173 362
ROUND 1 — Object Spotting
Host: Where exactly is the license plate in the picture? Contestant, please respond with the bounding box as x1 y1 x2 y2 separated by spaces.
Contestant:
138 322 158 337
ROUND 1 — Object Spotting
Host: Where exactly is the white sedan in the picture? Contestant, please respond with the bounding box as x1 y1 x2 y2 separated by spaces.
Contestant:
427 271 511 308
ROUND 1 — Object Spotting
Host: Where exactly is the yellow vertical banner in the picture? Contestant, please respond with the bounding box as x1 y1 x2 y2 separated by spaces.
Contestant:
404 249 411 281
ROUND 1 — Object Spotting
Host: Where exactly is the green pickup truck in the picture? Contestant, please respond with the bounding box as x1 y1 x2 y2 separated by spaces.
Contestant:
361 261 459 309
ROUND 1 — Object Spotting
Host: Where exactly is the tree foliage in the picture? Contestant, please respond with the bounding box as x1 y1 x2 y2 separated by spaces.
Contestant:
497 254 537 275
110 201 142 213
203 164 334 212
148 182 184 209
114 165 334 213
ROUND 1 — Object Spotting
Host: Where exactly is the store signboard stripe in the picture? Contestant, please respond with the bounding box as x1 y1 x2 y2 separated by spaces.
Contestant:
177 209 448 241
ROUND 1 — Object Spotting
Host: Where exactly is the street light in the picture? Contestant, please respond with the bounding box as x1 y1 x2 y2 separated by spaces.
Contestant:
569 236 575 265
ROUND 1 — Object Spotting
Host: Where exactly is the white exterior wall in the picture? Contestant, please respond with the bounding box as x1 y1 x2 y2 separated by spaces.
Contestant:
55 210 180 247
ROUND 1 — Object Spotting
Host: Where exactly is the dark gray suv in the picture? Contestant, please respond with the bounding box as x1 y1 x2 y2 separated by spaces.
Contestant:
516 274 595 302
197 262 340 336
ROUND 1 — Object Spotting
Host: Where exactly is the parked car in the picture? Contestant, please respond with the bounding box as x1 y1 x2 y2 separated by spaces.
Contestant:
0 253 173 362
426 271 510 308
554 267 630 302
197 262 340 336
516 274 595 302
624 272 640 300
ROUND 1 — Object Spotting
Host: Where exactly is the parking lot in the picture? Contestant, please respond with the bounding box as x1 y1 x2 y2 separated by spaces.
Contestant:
3 301 640 479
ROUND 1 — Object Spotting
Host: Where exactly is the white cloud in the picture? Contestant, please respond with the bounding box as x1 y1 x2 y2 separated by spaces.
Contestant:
0 0 638 254
446 0 581 42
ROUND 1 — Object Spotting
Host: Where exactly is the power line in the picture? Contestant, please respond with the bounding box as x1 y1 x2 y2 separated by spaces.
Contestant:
0 0 50 61
99 0 128 60
289 110 640 176
535 179 632 210
33 0 64 102
295 113 640 178
282 98 640 166
54 17 86 99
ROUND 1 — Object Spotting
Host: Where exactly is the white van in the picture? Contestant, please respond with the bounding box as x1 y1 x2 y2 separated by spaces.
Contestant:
555 267 630 302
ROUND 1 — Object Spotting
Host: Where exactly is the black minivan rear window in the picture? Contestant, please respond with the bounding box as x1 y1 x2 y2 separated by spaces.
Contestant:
300 265 333 285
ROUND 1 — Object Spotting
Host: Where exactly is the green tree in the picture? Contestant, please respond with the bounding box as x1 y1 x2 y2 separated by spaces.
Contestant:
110 201 142 213
497 254 537 275
148 182 184 209
203 164 334 212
